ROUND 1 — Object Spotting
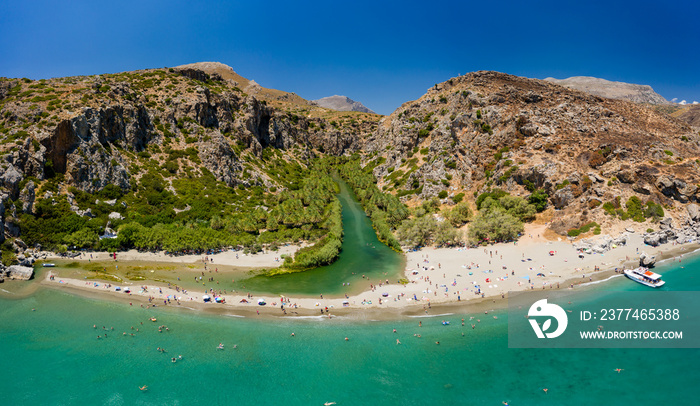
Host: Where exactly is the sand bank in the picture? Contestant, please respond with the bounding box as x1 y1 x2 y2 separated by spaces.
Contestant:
46 244 305 269
41 229 697 319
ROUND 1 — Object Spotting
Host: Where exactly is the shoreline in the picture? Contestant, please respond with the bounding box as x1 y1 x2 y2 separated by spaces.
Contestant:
34 230 699 321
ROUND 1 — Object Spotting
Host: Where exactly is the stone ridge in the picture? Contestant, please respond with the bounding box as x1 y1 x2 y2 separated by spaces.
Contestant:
544 76 670 105
312 95 376 114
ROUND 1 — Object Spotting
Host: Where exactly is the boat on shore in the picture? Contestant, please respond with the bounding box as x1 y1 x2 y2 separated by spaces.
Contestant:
624 267 665 288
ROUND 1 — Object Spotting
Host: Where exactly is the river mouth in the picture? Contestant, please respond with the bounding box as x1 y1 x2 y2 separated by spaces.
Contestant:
239 177 405 296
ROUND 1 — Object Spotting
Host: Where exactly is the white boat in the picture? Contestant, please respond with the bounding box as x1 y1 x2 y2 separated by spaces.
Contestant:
624 267 665 288
42 263 56 267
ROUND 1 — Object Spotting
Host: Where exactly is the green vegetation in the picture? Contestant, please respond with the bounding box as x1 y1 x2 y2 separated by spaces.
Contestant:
278 197 342 272
468 191 537 243
528 189 549 212
602 196 664 222
567 222 601 237
19 156 345 260
397 214 460 248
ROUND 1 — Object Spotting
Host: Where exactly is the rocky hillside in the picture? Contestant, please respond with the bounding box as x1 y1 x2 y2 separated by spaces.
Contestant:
0 63 383 261
544 76 670 105
362 71 700 236
673 104 700 128
1 64 699 258
312 95 376 114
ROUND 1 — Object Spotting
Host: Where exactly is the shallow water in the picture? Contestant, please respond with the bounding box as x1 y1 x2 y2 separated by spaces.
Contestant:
1 250 698 405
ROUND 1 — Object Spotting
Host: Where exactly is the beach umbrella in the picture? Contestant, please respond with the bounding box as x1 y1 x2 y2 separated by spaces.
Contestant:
203 295 211 302
382 292 389 297
549 251 555 256
257 298 266 305
215 297 223 303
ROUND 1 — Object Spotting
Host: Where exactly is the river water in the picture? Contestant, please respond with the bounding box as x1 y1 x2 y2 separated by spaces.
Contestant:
240 177 405 296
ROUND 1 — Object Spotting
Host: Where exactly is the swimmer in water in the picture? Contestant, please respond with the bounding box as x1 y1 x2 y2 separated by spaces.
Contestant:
139 386 148 391
614 368 624 373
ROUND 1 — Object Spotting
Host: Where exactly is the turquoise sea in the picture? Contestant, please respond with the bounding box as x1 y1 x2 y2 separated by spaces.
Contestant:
1 252 699 405
2 181 700 405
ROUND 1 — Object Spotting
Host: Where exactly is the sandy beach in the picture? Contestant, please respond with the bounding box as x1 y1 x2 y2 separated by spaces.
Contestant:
60 244 305 269
40 224 699 319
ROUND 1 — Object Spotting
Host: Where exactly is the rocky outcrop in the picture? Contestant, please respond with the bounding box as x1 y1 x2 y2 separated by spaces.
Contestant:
37 106 149 193
6 265 34 280
19 181 35 214
655 175 695 203
687 204 700 223
176 68 223 83
573 234 628 254
639 252 656 267
197 133 243 186
552 186 575 210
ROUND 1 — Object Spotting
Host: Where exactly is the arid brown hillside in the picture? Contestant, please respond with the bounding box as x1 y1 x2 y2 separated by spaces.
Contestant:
361 71 700 235
673 104 700 128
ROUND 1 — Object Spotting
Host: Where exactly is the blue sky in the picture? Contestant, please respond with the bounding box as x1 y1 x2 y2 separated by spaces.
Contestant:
1 0 698 115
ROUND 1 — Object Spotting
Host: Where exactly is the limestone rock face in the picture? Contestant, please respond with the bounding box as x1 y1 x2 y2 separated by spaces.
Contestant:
6 265 34 280
19 180 35 214
108 212 124 220
644 231 668 246
687 204 700 223
38 106 146 193
552 185 575 209
197 133 243 186
1 164 23 199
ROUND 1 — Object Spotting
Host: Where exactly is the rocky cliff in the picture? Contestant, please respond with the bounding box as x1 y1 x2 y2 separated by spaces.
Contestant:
0 63 380 265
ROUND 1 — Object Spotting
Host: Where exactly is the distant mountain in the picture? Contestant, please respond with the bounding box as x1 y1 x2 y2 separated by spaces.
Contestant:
312 95 376 114
544 76 670 105
175 62 313 107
